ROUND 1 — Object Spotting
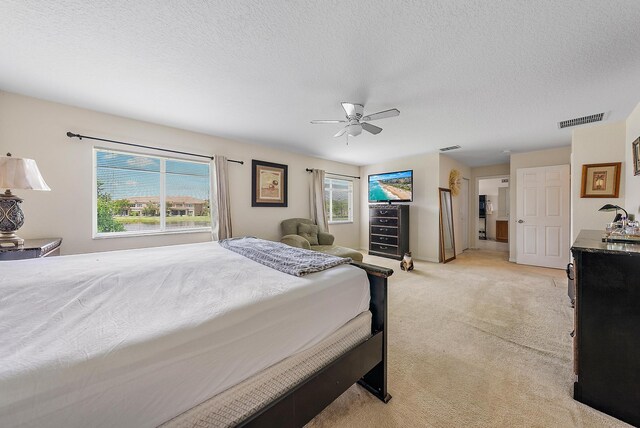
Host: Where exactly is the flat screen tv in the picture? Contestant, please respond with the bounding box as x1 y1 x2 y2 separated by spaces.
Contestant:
368 170 413 203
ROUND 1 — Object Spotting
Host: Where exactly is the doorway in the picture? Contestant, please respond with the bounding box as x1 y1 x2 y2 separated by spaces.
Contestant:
476 176 510 252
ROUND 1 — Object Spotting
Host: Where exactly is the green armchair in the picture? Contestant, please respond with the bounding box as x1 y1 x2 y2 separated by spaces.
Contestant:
280 218 363 262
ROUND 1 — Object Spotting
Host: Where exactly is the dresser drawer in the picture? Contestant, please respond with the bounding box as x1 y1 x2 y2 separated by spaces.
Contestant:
370 208 398 218
371 225 397 236
371 217 398 227
370 242 398 256
371 234 398 246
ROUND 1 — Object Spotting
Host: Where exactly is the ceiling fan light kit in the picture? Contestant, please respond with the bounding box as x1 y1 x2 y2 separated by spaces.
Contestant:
312 102 399 139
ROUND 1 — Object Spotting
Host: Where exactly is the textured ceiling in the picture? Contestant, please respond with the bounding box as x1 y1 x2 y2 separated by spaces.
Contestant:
2 1 640 166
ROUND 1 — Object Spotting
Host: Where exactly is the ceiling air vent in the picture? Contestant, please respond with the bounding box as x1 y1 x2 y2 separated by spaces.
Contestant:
558 113 605 129
439 145 461 152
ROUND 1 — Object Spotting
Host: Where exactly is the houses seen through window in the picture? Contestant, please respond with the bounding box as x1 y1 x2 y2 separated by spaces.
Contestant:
95 149 211 236
324 177 353 223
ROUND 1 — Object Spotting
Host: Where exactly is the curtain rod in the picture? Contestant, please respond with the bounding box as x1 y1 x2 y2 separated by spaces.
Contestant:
306 168 360 180
66 132 244 164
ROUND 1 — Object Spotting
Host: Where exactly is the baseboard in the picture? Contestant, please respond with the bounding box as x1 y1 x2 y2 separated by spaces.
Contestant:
410 255 439 263
362 250 438 264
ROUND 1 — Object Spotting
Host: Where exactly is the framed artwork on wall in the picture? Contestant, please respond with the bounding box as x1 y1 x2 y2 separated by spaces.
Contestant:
633 137 640 176
251 159 288 207
580 162 621 198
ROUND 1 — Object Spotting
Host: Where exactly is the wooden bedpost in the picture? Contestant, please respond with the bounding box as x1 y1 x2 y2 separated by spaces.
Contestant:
351 261 393 403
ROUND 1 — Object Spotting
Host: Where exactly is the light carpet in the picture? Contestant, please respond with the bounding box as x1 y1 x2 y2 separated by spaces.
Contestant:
307 250 630 427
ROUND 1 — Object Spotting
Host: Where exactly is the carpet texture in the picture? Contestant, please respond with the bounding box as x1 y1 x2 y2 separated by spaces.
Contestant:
307 250 630 427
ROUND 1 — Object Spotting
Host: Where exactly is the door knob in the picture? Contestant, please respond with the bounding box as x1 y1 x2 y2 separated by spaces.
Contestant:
517 219 524 223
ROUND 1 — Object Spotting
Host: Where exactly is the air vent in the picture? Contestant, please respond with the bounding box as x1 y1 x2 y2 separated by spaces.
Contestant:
440 145 461 152
558 113 605 129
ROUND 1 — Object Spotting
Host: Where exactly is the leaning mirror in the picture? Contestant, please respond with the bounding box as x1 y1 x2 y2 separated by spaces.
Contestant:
439 187 456 263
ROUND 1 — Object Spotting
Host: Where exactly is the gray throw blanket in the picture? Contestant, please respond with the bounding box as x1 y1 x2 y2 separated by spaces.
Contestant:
219 237 351 277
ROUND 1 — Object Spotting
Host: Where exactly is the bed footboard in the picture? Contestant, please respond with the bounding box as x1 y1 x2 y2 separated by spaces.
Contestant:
238 261 393 427
351 261 393 403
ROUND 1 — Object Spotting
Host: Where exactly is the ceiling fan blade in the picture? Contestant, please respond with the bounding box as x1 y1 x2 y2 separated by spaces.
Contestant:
333 128 347 138
310 120 346 124
362 108 400 122
361 122 383 135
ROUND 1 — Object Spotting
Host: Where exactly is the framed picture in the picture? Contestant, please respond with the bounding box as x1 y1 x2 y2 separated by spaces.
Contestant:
251 159 288 207
633 137 640 176
580 162 621 198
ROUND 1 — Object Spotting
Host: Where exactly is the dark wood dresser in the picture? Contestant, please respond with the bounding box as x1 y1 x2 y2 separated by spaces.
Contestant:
571 230 640 427
0 238 62 261
369 204 409 260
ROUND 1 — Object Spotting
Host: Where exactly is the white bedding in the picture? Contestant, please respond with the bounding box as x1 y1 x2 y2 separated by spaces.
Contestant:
0 242 370 428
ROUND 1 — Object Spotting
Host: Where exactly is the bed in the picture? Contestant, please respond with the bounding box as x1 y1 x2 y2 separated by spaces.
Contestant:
0 239 392 427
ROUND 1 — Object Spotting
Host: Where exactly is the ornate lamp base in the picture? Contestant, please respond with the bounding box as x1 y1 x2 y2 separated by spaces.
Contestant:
0 190 25 247
0 232 24 247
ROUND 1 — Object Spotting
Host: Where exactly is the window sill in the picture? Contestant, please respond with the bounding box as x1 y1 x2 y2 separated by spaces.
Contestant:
328 221 353 225
93 227 212 239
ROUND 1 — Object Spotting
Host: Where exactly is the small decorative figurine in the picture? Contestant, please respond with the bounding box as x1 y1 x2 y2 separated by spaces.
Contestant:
400 251 414 271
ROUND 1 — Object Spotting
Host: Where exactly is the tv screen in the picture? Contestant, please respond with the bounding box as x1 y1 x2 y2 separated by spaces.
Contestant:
368 170 413 203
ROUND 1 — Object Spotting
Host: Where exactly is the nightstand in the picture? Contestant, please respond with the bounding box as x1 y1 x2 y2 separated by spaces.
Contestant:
0 238 62 261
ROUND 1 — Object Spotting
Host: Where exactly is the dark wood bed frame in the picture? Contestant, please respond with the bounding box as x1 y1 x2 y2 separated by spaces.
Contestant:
238 261 393 427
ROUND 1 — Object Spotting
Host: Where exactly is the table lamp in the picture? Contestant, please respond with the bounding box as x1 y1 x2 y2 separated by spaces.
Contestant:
0 153 51 247
598 204 628 222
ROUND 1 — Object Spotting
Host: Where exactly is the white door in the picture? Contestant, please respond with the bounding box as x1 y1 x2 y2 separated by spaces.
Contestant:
460 178 469 250
516 165 570 269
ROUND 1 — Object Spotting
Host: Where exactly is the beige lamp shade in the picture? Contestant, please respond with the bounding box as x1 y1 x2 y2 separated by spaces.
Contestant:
0 155 51 191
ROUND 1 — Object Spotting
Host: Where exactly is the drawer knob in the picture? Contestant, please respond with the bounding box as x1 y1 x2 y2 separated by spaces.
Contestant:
380 245 388 249
380 210 387 214
380 219 387 223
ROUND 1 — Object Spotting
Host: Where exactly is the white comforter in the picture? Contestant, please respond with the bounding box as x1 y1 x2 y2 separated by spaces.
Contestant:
0 242 370 428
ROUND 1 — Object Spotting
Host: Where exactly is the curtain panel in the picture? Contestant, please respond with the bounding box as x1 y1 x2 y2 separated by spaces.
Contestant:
309 169 329 232
212 156 233 240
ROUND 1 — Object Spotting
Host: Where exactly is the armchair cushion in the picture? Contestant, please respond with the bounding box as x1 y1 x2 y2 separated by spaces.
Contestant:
281 218 314 237
297 223 319 246
317 231 335 246
280 234 311 250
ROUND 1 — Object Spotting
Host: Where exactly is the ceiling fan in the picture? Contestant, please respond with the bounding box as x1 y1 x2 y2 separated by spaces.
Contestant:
311 102 400 137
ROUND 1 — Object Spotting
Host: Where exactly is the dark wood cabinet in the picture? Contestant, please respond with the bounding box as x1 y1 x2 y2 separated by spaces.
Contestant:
571 230 640 427
369 205 409 260
495 220 508 243
0 238 62 261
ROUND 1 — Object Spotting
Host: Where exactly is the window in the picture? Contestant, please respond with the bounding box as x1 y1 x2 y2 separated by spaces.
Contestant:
324 177 353 223
94 149 211 237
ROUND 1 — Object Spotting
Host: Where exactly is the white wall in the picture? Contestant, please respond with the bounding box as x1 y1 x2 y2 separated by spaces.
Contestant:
360 153 440 262
509 146 571 260
570 121 626 240
625 103 640 218
478 178 507 195
0 91 361 255
484 193 499 239
439 154 471 256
